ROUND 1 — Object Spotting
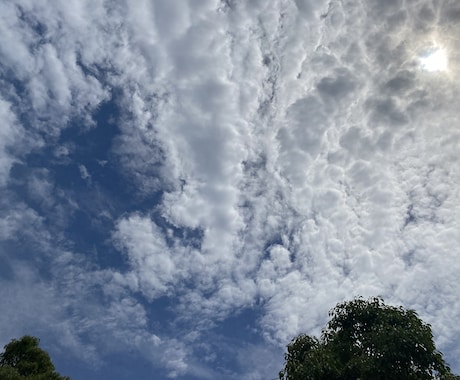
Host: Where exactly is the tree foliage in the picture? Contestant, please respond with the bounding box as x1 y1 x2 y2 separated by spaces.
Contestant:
0 336 70 380
279 297 459 380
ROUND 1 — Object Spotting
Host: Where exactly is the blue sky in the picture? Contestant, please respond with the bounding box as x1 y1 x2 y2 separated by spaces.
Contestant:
1 0 460 379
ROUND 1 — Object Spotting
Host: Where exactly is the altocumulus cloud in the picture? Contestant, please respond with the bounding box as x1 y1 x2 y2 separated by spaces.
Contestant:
1 0 460 378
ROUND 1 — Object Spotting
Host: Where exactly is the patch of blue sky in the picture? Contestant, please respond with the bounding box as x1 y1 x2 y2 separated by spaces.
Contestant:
53 349 161 380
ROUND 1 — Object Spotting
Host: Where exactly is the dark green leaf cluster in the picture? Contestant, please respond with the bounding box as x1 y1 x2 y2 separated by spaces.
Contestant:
0 336 70 380
279 297 459 380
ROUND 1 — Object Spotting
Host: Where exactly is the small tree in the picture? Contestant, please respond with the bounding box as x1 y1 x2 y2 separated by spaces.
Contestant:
279 297 459 380
0 336 70 380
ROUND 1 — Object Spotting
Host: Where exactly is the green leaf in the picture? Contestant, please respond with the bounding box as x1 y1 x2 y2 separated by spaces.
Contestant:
279 297 457 380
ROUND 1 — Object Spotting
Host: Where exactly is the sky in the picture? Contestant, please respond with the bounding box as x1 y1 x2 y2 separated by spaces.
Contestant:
1 0 460 379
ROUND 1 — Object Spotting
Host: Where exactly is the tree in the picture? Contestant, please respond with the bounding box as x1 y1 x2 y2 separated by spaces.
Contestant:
0 336 70 380
279 297 459 380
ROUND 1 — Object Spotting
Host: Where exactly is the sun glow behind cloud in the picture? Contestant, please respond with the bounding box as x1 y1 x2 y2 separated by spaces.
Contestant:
420 47 448 72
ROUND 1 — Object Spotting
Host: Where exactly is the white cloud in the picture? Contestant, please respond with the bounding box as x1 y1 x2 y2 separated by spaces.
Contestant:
0 99 26 187
0 203 42 241
0 0 109 135
2 0 460 377
114 214 183 299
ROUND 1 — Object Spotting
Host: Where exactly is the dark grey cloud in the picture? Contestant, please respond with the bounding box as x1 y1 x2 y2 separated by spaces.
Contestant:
316 68 357 100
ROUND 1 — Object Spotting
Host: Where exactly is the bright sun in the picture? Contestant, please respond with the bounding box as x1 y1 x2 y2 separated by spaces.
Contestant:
420 48 448 72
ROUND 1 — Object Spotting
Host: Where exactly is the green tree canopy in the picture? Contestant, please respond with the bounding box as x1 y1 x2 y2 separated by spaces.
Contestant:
279 297 459 380
0 336 70 380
